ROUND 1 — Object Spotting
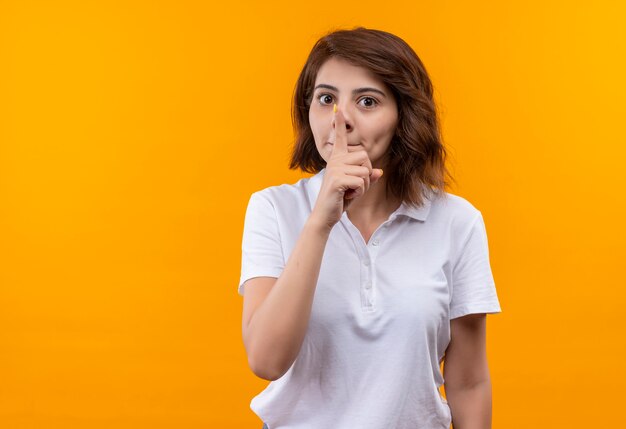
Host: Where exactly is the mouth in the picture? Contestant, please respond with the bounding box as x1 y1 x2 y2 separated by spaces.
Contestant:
326 142 361 146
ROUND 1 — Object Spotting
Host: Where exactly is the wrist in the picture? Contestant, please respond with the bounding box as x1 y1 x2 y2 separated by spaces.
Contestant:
306 213 333 236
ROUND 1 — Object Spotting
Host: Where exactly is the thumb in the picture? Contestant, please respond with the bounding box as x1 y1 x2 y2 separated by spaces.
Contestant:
370 168 384 184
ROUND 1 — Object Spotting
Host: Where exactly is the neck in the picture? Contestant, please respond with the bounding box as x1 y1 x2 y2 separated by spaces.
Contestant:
345 175 401 223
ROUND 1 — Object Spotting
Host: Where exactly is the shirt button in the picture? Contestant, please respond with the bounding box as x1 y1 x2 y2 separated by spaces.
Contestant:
364 260 370 266
365 281 372 289
372 240 379 246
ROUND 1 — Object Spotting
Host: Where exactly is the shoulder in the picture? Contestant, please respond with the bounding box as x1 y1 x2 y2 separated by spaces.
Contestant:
246 175 315 213
427 192 492 266
430 190 484 232
438 191 482 218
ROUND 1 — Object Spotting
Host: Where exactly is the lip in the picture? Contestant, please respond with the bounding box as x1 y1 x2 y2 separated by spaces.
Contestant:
326 142 361 146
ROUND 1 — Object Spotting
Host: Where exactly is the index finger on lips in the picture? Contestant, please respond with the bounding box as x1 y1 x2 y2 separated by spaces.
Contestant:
330 104 348 157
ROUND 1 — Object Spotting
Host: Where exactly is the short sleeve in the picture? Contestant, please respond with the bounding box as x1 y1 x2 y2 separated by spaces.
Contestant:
449 212 502 319
238 191 285 296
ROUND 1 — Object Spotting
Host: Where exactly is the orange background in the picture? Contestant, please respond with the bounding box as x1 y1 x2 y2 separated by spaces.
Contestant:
1 1 624 428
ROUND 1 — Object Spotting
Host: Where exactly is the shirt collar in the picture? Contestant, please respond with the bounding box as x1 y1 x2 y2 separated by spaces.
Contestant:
305 168 433 222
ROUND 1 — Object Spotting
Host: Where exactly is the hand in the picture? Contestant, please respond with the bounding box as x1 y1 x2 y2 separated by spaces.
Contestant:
310 105 384 230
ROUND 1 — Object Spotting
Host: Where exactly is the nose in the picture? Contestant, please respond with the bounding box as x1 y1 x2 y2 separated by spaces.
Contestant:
334 102 354 132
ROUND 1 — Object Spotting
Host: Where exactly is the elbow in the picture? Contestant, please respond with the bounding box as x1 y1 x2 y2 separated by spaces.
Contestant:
243 328 294 381
245 340 289 381
248 356 285 381
445 376 492 393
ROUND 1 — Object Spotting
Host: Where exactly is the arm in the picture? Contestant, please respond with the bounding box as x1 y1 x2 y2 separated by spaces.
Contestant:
243 108 377 381
243 216 332 381
443 313 493 429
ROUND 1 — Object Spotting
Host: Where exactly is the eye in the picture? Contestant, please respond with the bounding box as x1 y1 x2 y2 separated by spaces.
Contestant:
317 93 334 105
315 93 379 109
358 97 378 108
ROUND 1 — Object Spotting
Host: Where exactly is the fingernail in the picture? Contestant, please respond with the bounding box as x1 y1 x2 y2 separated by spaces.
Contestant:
333 103 337 113
380 169 384 176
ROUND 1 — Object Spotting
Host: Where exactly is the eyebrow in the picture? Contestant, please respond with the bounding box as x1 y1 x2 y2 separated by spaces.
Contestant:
313 84 387 98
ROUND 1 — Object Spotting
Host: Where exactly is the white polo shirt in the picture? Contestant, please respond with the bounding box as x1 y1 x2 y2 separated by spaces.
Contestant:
238 168 502 429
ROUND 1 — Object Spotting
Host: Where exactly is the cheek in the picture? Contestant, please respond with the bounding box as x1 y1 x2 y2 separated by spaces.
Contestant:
308 112 325 145
380 115 398 140
366 120 396 143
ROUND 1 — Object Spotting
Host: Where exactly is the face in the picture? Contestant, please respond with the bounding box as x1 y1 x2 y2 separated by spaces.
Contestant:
308 57 399 168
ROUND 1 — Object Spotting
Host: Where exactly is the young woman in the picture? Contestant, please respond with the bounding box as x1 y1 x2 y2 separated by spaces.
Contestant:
239 27 502 429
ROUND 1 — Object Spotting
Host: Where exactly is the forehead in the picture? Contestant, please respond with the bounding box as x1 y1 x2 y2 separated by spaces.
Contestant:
314 57 386 89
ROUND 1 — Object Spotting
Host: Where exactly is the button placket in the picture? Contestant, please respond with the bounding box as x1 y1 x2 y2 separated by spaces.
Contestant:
340 212 392 312
363 232 383 308
360 251 373 309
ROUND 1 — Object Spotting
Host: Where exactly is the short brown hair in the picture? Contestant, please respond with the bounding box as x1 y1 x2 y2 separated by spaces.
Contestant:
289 27 455 208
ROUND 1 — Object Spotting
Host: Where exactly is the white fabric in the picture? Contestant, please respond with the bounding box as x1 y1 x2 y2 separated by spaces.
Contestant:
239 168 502 429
